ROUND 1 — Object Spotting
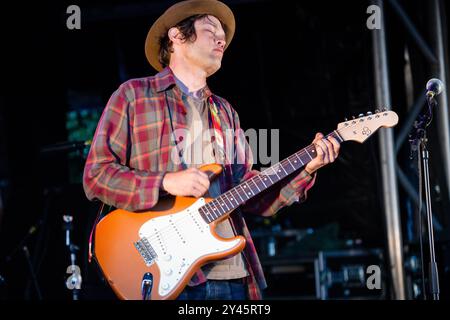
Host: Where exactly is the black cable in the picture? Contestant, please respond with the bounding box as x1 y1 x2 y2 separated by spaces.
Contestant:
22 246 42 300
417 137 426 300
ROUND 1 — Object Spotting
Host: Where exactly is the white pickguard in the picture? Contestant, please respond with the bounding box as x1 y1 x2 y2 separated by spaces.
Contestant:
137 198 241 297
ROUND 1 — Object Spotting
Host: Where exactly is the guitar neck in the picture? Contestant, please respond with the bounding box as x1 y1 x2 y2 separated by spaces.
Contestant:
199 130 344 223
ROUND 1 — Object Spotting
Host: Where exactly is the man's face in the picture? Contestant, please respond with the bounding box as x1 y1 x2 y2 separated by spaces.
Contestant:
180 15 226 76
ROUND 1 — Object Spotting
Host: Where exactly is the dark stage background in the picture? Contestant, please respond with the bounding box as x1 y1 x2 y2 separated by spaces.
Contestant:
0 0 449 300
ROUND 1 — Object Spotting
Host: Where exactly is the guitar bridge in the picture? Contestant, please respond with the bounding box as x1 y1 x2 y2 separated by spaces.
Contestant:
134 237 157 266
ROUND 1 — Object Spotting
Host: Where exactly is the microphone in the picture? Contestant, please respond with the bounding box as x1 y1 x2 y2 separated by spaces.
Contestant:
426 78 444 99
40 140 92 154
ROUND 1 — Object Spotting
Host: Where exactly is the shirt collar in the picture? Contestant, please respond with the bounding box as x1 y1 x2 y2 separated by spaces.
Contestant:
154 66 212 98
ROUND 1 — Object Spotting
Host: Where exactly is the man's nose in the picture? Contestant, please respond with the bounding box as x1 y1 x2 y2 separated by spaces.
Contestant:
216 38 226 48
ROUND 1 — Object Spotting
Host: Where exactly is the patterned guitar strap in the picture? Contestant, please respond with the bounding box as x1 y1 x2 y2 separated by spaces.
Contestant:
208 96 227 166
208 97 243 243
208 96 237 197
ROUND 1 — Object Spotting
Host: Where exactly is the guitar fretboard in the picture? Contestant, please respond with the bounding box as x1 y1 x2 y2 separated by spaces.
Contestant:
198 130 344 224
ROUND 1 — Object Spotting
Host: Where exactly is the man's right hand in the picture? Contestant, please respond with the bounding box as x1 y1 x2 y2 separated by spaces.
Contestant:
161 167 210 198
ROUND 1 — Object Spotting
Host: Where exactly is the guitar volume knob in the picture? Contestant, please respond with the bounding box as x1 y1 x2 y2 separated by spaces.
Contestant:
164 269 173 276
164 254 172 261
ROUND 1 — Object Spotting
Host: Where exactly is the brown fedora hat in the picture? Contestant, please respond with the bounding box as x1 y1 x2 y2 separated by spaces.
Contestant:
145 0 235 71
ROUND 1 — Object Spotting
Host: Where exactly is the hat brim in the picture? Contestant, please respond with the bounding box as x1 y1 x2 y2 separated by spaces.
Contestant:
145 0 235 71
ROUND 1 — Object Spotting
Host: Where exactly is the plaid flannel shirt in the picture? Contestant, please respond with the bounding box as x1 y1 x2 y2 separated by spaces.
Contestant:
83 67 316 300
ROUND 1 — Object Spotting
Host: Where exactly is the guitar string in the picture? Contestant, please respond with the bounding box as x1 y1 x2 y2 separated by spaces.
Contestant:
128 114 386 248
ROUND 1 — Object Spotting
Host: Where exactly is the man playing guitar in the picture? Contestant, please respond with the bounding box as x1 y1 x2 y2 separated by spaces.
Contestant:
83 0 340 300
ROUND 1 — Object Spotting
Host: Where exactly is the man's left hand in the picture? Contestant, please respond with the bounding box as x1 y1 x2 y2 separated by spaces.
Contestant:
304 132 340 175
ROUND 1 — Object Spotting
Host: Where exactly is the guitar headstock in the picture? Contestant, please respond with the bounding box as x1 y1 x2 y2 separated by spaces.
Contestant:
337 109 399 143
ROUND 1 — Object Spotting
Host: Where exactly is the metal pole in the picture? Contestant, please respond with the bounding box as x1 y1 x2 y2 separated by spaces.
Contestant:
388 0 438 64
430 0 450 205
371 0 406 300
420 141 440 299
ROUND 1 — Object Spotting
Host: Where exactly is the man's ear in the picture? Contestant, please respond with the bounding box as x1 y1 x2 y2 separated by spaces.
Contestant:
168 27 183 44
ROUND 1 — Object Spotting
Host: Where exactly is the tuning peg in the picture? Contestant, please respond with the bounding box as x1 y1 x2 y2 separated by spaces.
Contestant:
358 113 364 118
366 111 373 115
344 117 348 121
352 115 356 119
375 109 380 113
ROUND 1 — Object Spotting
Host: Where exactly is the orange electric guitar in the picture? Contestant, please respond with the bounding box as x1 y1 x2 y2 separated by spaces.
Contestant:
93 110 398 300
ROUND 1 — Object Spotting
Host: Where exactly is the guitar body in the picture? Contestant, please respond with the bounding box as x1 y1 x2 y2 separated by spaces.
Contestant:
94 164 246 300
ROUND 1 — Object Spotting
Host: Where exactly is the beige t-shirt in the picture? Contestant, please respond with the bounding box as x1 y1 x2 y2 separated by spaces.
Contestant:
180 93 248 280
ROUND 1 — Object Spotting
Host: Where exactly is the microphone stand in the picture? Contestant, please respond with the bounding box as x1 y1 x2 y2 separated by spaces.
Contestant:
410 93 440 300
63 215 82 300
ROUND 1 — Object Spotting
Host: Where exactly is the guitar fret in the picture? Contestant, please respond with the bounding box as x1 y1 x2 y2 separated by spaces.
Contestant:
215 197 229 212
272 167 281 179
233 191 243 207
204 208 213 222
256 176 266 190
226 193 238 206
294 153 304 166
217 201 227 216
259 175 268 188
218 189 240 212
221 195 233 211
217 198 230 212
305 148 314 160
250 178 261 192
264 171 275 184
238 185 251 200
287 157 296 170
207 201 217 216
242 182 254 197
280 162 289 175
302 151 311 164
207 205 217 222
232 187 245 203
210 202 222 219
287 159 296 173
203 211 212 223
203 204 213 221
256 178 265 191
199 207 208 222
331 130 344 143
